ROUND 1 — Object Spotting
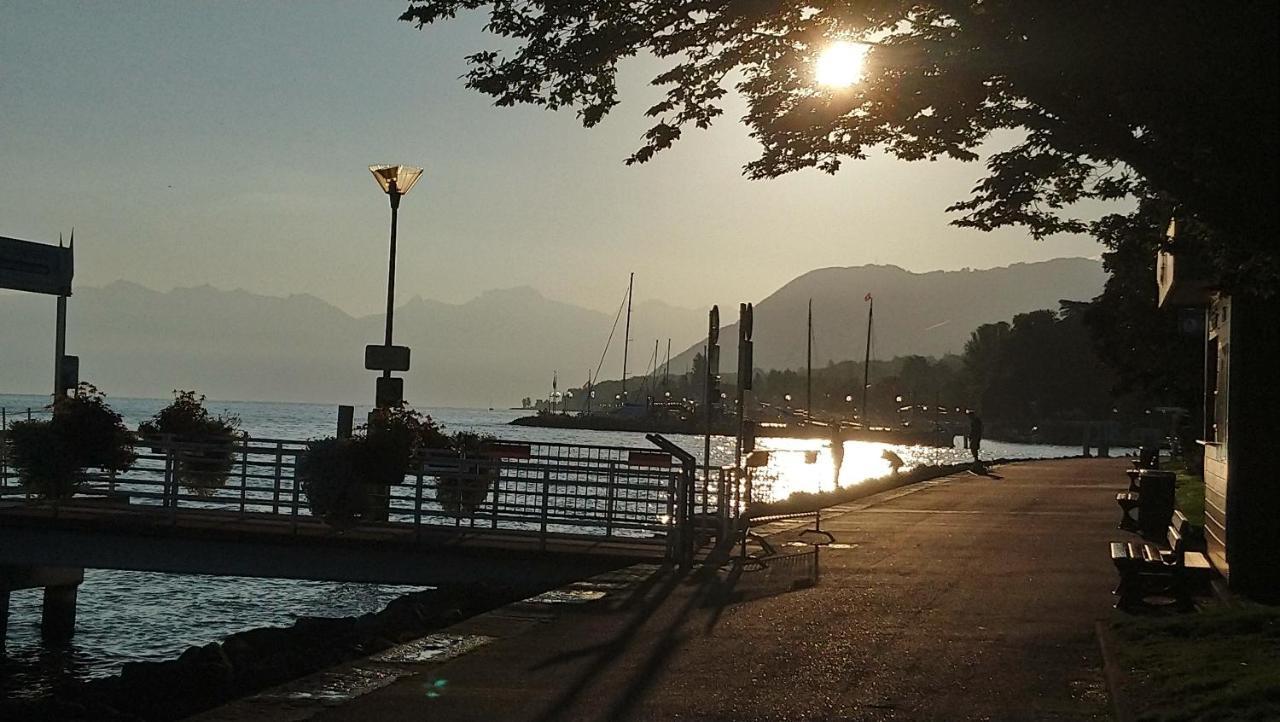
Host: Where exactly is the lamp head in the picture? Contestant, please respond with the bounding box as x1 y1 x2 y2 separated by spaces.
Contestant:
369 165 424 196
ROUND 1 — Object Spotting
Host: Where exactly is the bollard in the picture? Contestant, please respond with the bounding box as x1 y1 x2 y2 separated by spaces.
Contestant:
337 405 354 439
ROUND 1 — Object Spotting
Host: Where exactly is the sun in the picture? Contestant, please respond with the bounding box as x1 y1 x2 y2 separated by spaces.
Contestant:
815 41 870 88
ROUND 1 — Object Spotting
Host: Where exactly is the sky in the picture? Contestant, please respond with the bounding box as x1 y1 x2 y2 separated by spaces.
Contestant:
1 2 1110 316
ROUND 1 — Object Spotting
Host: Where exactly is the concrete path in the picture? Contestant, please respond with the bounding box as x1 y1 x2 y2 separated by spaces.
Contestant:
220 458 1128 722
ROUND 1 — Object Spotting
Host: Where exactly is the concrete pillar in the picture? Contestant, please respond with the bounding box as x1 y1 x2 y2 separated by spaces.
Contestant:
41 584 78 644
1 589 9 647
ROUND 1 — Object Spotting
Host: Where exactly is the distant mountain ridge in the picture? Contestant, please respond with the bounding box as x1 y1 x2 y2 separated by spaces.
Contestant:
0 258 1104 406
668 258 1106 373
0 283 706 407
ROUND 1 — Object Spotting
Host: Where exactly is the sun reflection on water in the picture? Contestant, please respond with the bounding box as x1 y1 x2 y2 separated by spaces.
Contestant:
746 436 963 503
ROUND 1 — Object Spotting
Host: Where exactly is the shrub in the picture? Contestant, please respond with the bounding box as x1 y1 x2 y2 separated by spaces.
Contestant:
138 390 241 497
7 384 136 499
298 404 449 528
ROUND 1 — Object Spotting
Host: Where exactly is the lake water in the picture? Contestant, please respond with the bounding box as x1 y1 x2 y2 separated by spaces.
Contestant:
0 393 1079 699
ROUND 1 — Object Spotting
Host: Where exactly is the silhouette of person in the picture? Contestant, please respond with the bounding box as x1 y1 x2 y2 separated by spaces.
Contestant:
967 410 983 463
830 424 845 486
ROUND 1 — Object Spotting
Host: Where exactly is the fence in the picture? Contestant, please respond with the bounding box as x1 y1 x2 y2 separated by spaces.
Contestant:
0 432 739 559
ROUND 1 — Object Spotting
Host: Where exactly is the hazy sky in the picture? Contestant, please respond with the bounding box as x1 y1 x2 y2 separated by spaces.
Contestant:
1 2 1109 316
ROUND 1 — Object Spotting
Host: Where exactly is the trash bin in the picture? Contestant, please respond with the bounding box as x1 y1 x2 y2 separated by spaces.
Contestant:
1137 446 1160 469
1137 469 1176 539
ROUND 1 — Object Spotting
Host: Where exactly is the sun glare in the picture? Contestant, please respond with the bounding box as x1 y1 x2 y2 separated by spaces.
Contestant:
815 41 869 88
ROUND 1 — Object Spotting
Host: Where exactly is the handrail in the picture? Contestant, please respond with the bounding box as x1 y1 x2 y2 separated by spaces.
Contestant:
1 434 734 560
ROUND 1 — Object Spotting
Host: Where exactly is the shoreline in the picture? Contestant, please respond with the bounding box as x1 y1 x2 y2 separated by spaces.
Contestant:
0 583 542 721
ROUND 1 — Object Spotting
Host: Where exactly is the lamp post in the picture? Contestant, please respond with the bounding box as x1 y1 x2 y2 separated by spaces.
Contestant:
367 164 423 407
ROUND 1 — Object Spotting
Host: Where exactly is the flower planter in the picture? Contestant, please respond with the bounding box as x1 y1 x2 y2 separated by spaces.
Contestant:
433 456 499 516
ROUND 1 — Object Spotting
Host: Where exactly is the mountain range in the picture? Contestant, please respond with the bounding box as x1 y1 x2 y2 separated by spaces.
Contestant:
667 258 1108 374
0 258 1105 406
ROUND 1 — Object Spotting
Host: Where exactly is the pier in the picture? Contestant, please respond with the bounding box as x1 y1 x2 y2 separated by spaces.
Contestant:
0 436 735 643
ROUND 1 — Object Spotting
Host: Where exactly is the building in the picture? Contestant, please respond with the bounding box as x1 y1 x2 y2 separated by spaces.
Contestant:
1158 229 1280 601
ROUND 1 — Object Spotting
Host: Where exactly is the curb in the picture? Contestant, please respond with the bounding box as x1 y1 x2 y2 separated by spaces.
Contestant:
1095 620 1136 722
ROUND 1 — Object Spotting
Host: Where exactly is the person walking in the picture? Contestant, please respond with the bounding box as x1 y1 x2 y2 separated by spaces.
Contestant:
967 410 983 464
830 423 845 486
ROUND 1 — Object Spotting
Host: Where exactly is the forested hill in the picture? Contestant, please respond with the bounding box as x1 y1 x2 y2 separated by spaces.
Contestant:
669 258 1105 373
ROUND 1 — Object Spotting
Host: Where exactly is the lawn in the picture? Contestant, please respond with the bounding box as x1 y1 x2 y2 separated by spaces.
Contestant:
1164 457 1205 527
1111 604 1280 721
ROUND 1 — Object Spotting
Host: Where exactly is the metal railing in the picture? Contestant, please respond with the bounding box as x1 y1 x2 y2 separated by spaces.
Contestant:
0 433 740 560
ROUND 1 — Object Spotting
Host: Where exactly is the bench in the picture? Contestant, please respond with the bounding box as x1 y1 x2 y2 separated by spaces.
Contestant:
1115 490 1140 531
1110 510 1212 611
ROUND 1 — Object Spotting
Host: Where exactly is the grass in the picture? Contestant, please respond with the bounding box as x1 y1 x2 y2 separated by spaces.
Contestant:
1164 457 1205 527
1110 604 1280 721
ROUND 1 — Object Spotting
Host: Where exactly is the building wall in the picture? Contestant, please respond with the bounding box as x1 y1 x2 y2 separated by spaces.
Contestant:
1209 293 1280 601
1203 297 1230 575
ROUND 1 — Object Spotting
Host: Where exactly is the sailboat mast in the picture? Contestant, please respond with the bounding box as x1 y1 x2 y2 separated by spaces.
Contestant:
651 339 659 396
806 299 813 419
621 272 633 404
861 294 873 425
664 338 671 390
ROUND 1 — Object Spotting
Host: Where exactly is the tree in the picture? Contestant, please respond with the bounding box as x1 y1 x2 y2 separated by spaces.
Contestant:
401 2 1278 288
1080 194 1205 446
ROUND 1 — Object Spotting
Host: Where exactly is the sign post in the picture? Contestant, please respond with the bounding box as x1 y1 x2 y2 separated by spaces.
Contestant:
1 235 75 398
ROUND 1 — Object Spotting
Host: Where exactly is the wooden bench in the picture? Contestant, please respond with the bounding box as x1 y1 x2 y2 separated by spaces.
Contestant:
1115 490 1140 531
1110 510 1212 611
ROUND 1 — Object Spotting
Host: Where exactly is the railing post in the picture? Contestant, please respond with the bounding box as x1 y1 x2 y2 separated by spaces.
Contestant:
271 442 283 516
539 468 551 548
162 436 175 512
605 463 616 537
290 450 300 534
491 461 501 530
414 461 423 539
239 437 249 517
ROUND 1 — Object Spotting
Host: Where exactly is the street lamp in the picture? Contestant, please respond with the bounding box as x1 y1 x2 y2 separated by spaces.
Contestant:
367 164 423 407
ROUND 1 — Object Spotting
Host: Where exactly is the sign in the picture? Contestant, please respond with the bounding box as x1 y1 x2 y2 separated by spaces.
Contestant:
375 376 404 408
627 451 673 468
365 344 411 372
58 355 79 393
0 236 73 296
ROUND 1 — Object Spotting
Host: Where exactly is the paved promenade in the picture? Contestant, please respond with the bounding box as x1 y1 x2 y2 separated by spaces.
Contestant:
208 457 1127 722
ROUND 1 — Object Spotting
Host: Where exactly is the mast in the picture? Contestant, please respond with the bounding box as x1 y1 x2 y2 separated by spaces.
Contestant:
650 339 659 398
806 298 813 420
861 294 873 426
664 338 671 391
621 272 633 404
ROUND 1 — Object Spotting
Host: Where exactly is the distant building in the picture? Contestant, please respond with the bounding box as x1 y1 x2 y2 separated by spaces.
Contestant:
1158 232 1280 601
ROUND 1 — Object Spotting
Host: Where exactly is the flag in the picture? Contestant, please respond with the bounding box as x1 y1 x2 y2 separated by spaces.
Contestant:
864 292 873 302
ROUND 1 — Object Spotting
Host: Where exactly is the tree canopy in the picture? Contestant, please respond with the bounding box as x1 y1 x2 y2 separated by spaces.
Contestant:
402 2 1278 289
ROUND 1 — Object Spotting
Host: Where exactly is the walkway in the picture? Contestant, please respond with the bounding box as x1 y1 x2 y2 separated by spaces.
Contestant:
204 457 1126 722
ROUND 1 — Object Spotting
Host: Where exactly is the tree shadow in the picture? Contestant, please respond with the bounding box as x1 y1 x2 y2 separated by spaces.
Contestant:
529 541 819 721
